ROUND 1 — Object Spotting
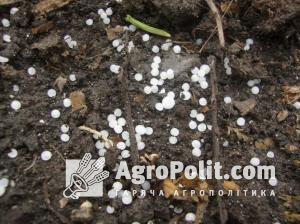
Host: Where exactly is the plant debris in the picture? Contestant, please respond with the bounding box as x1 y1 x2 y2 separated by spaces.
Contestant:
233 98 257 116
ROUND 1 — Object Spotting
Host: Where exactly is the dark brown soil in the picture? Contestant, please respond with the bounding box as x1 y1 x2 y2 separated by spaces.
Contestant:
0 0 299 224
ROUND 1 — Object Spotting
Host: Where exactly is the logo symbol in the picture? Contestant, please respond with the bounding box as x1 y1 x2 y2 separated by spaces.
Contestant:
63 153 109 199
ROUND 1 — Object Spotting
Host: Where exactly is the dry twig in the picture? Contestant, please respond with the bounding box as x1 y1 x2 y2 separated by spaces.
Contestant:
78 125 113 148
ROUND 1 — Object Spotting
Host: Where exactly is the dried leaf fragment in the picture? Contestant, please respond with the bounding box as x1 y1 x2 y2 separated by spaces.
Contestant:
106 26 124 41
223 181 240 191
59 198 69 209
0 0 19 5
233 98 257 116
286 144 299 153
227 126 251 142
70 91 87 114
54 76 67 93
32 21 54 34
163 178 181 198
255 137 274 150
282 86 300 104
33 0 73 15
31 33 60 50
277 110 289 122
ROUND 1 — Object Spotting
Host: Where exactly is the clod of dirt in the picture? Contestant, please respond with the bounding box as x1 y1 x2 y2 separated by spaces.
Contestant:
233 98 257 116
255 137 274 150
31 33 60 50
71 200 93 222
54 76 67 93
277 110 289 122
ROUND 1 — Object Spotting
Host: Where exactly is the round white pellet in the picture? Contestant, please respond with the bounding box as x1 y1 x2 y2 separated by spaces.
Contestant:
152 45 160 53
114 125 123 134
155 102 164 111
293 101 300 109
27 67 36 76
246 38 254 45
95 141 105 150
114 108 122 117
146 127 153 135
180 91 191 100
198 123 207 132
224 96 232 104
51 109 60 118
106 7 113 16
225 67 232 75
108 189 117 198
47 89 56 98
61 124 69 133
137 142 145 150
103 17 110 25
200 64 210 74
110 64 120 74
10 7 19 15
129 25 136 32
144 86 152 95
267 151 274 158
60 133 70 142
166 69 174 79
192 140 201 149
251 86 259 95
122 191 133 204
109 119 118 128
250 157 260 166
151 63 159 70
1 18 10 27
97 8 105 15
182 83 190 91
135 134 142 142
244 44 250 51
200 81 208 89
199 97 207 106
169 136 178 144
151 85 159 94
8 148 18 158
41 151 52 161
237 117 245 126
153 56 161 64
190 110 197 118
151 68 159 77
196 113 205 122
63 98 72 107
13 84 19 92
160 71 168 80
69 74 76 81
3 34 11 43
0 56 9 63
196 38 203 45
189 120 197 130
121 150 130 158
150 78 159 86
113 181 123 191
170 128 179 136
135 125 146 135
122 131 130 140
85 19 93 26
98 148 107 156
108 114 116 122
142 34 150 42
191 74 200 82
161 42 172 51
223 140 229 147
268 177 278 186
185 212 196 222
112 39 120 48
135 73 143 81
247 80 255 87
141 181 151 190
192 148 201 157
106 205 115 214
173 45 181 54
162 96 175 109
10 100 21 111
0 178 9 189
117 142 126 150
117 117 126 126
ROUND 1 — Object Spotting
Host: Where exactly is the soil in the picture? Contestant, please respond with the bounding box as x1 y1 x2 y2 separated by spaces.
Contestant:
0 0 300 224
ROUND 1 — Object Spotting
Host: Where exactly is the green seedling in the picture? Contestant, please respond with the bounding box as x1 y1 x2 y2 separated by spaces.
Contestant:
125 15 171 38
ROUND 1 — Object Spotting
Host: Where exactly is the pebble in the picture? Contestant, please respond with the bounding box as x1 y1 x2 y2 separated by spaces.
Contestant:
142 34 150 42
224 96 232 104
251 86 259 95
8 148 18 158
250 157 260 166
60 133 70 142
27 67 36 76
51 109 61 118
41 151 52 161
173 45 181 54
185 212 196 222
69 74 76 81
10 100 21 111
47 89 57 98
63 98 72 107
236 117 246 126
